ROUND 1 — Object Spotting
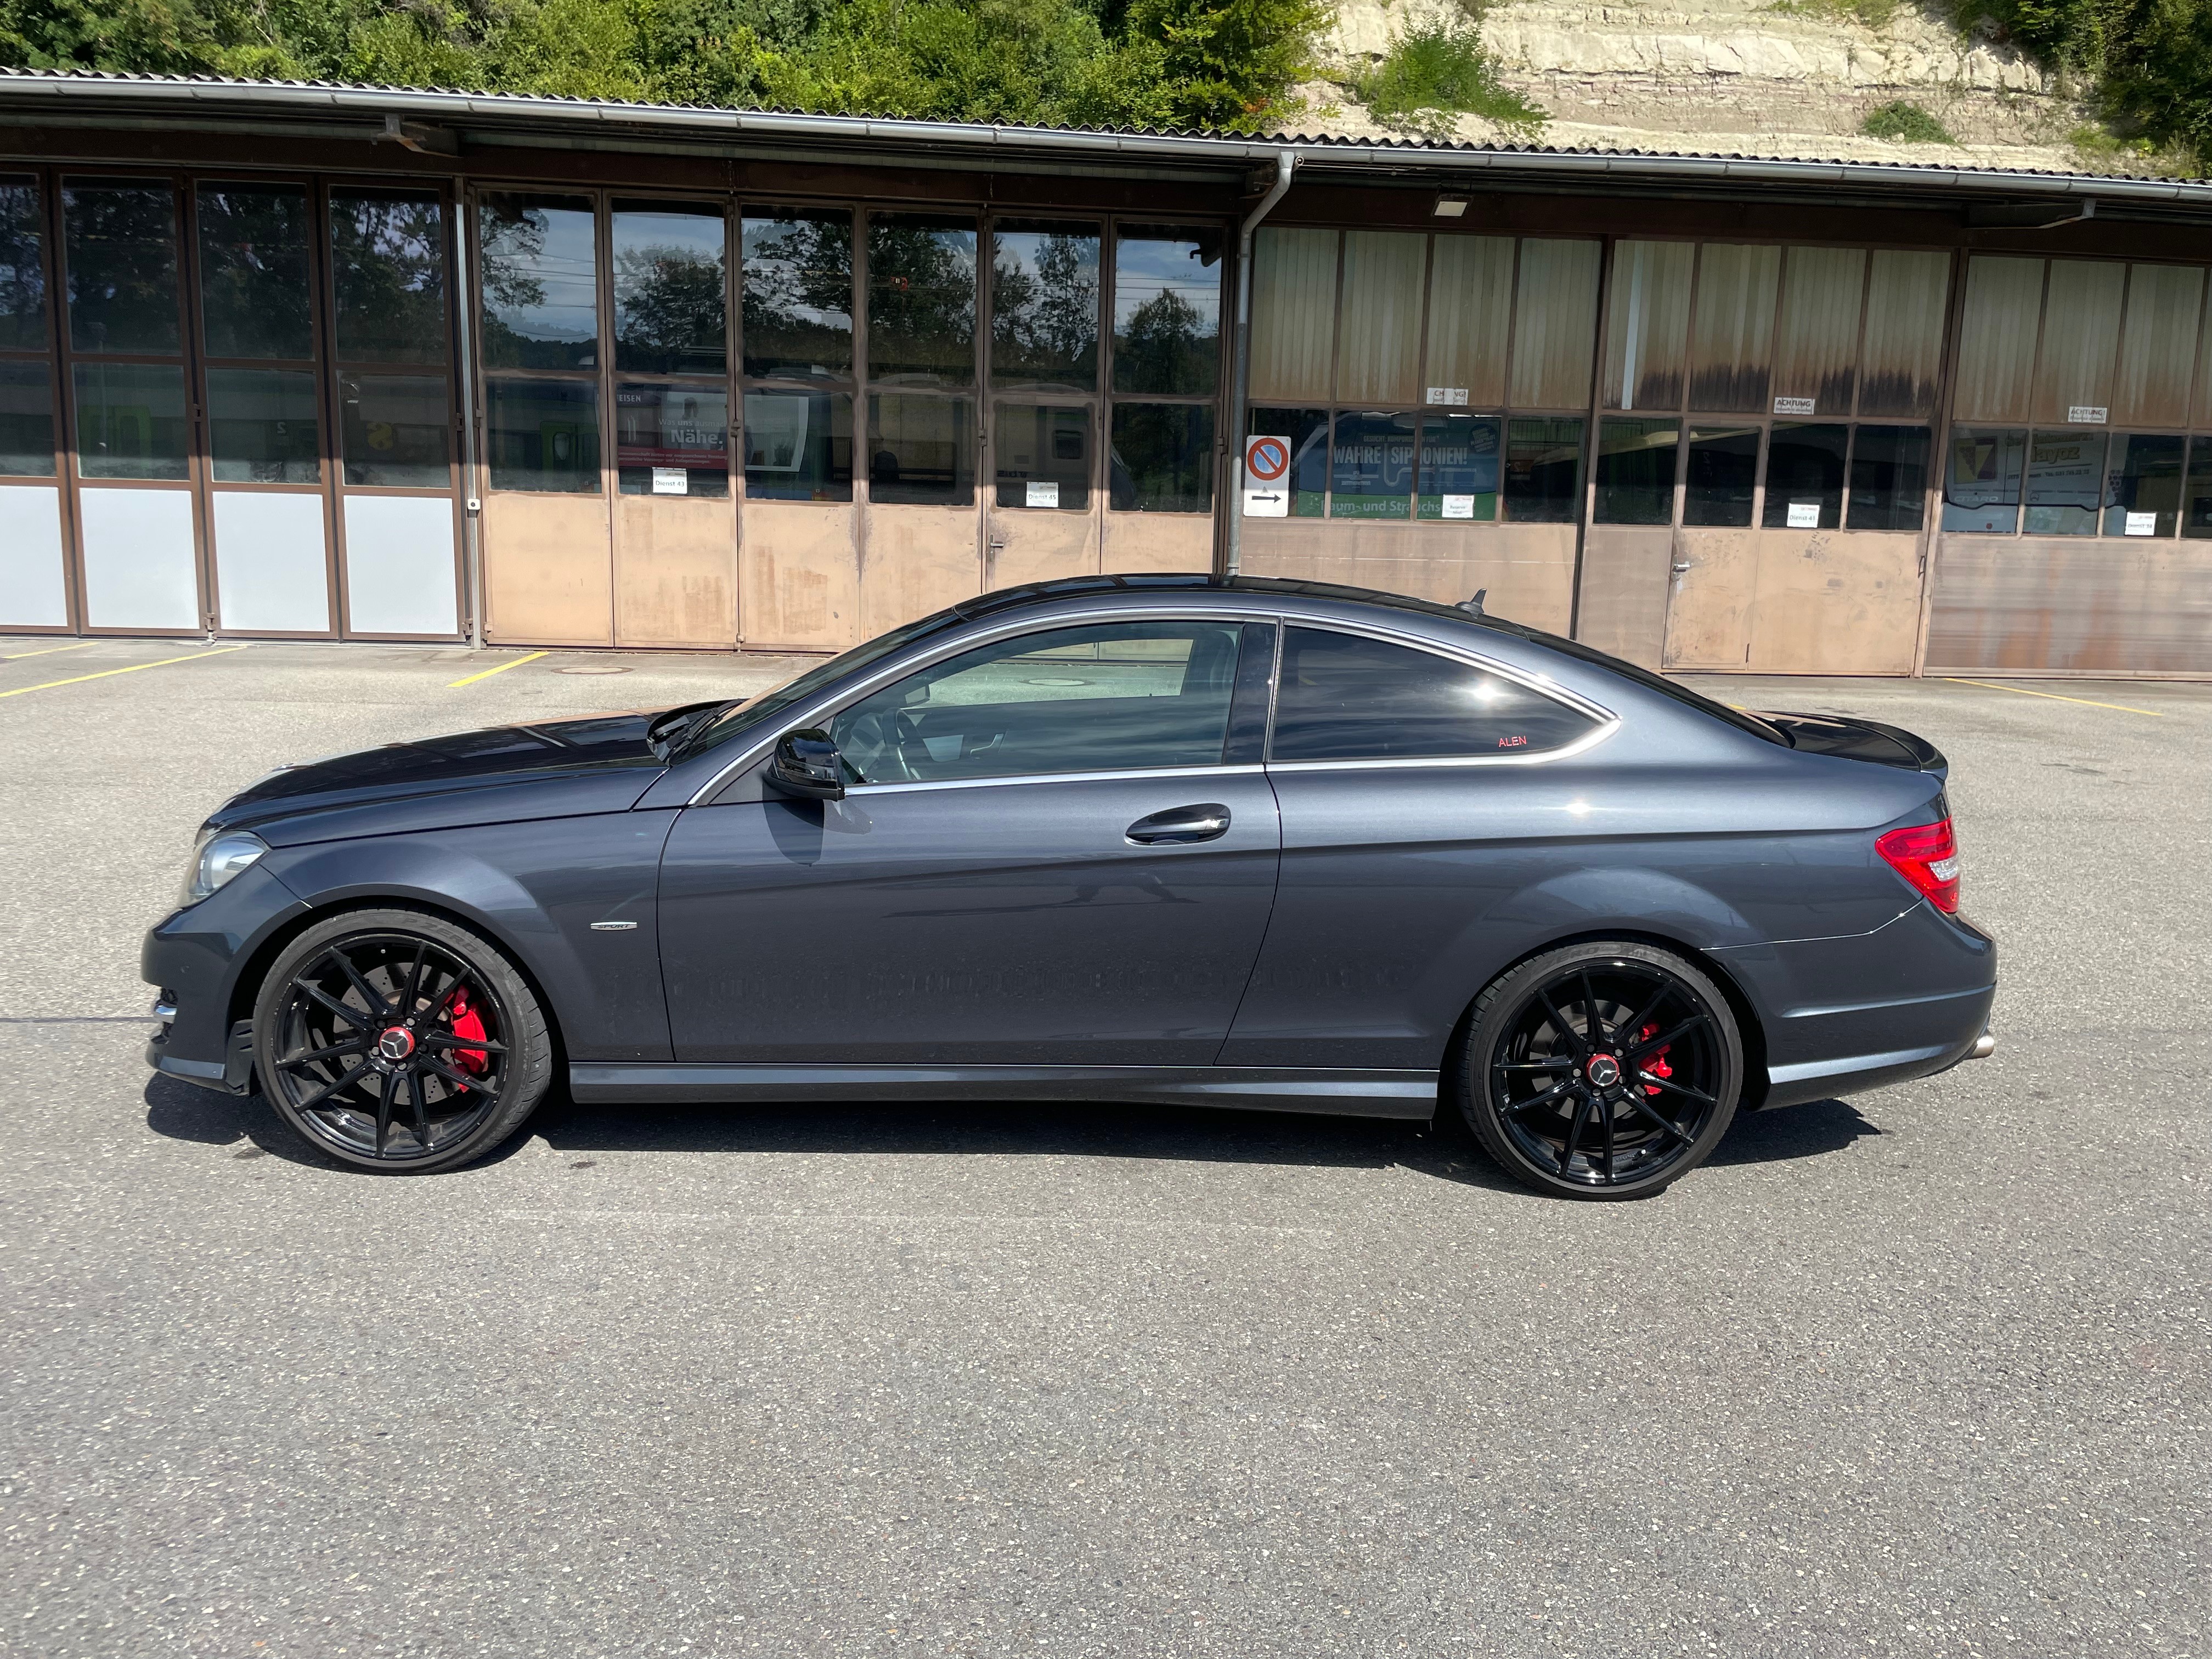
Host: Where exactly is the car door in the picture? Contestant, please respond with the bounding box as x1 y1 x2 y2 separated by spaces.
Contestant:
658 614 1281 1066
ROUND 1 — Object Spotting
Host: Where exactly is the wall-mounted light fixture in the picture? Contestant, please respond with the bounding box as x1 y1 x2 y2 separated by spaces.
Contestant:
1432 196 1470 218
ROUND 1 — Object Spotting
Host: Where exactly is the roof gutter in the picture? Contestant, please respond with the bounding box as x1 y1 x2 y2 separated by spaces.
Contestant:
1224 151 1296 578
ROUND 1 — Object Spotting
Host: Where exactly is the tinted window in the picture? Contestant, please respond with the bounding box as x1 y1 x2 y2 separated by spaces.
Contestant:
741 207 851 380
1594 418 1676 524
1112 225 1222 395
331 191 447 364
197 183 313 360
64 179 179 355
1683 425 1758 527
991 221 1098 392
0 176 46 352
869 392 972 505
617 381 729 498
1110 403 1212 512
0 359 55 476
1504 417 1582 523
611 201 726 376
829 620 1249 785
744 388 853 501
486 377 598 492
340 373 448 487
207 367 319 482
1271 626 1597 762
1848 425 1929 531
479 193 598 371
1762 422 1846 529
866 214 975 387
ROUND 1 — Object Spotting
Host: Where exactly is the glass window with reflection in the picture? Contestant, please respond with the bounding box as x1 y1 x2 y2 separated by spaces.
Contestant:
1762 423 1847 529
74 362 188 479
0 176 48 352
1504 417 1584 523
479 193 599 371
1248 407 1328 516
197 184 312 360
1110 403 1212 513
1330 411 1417 518
2023 430 2105 536
744 389 853 501
868 393 973 505
991 222 1097 392
741 208 851 380
867 214 975 387
2102 433 2185 537
340 373 448 487
1272 627 1597 762
995 403 1091 510
1594 419 1678 524
1847 426 1929 531
1942 427 2024 532
331 190 447 364
486 377 599 492
2186 437 2212 540
1417 413 1500 520
613 201 726 376
1683 425 1758 527
617 382 729 498
208 368 319 482
0 360 54 476
1113 225 1223 396
64 179 179 355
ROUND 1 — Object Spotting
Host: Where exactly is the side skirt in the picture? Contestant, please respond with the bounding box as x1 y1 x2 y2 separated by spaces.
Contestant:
567 1063 1441 1120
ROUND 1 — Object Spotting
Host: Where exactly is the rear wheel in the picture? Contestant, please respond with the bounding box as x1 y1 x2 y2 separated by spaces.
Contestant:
252 909 554 1173
1458 941 1742 1199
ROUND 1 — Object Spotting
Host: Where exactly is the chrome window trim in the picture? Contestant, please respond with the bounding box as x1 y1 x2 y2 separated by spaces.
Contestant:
851 762 1267 797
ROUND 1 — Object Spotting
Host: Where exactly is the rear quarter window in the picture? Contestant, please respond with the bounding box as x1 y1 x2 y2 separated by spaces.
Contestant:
1271 625 1601 761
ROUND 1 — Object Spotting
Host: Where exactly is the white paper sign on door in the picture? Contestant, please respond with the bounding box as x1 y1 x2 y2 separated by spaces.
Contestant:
1786 500 1820 529
1026 481 1059 508
1440 494 1476 519
651 467 688 495
2125 510 2158 535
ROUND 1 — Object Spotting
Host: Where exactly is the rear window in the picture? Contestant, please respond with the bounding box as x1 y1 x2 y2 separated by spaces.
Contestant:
1271 627 1600 761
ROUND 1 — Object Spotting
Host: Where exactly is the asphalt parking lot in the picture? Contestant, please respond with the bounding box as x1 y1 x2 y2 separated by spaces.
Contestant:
2 636 2207 1659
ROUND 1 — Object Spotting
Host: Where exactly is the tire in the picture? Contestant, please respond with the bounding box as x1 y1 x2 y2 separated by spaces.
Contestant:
251 907 555 1174
1457 940 1743 1200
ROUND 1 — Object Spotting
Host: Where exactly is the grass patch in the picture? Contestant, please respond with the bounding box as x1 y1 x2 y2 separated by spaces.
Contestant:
1353 15 1546 137
1766 0 1901 30
1860 99 1959 143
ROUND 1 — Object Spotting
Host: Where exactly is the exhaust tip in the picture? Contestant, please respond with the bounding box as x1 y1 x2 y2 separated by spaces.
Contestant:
1969 1031 1996 1060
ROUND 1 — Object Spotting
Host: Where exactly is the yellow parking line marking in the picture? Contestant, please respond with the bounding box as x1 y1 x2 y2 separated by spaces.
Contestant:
0 645 250 699
1942 677 2164 718
1 641 99 662
449 650 548 688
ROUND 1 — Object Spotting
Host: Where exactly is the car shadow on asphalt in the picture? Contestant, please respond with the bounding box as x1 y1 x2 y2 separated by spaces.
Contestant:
145 1073 1881 1191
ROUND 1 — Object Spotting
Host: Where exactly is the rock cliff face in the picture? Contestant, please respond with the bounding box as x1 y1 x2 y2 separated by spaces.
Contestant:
1304 0 2104 172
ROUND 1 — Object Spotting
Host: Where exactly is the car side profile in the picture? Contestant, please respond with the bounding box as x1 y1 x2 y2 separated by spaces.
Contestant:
144 574 1996 1198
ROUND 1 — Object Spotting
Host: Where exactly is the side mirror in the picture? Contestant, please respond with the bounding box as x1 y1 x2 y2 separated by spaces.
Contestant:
767 729 847 800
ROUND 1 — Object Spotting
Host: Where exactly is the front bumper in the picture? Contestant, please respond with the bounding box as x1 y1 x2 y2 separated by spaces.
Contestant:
142 861 309 1095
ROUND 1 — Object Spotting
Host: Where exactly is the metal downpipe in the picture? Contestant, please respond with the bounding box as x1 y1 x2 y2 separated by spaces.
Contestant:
1223 150 1295 578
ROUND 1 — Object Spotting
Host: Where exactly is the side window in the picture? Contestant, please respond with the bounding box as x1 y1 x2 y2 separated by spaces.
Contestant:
829 619 1254 785
1271 626 1599 762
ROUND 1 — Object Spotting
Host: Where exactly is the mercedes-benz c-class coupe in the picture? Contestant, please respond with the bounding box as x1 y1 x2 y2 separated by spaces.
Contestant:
144 574 1995 1198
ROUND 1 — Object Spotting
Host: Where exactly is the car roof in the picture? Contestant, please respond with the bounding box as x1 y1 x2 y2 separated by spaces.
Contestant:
953 572 1506 631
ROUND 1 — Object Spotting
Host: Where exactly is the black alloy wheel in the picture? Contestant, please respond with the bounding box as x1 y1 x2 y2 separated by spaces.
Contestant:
1459 941 1743 1199
252 909 553 1173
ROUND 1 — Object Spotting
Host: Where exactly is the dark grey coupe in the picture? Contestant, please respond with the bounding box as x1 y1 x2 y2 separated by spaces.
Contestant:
144 575 1996 1198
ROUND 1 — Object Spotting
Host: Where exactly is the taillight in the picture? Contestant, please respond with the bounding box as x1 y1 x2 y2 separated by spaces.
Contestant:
1876 816 1961 914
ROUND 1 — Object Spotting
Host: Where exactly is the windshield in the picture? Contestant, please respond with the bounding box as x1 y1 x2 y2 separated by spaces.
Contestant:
671 607 966 761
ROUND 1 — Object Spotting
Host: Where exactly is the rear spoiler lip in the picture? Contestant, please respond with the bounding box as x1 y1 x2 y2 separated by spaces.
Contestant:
1757 710 1950 776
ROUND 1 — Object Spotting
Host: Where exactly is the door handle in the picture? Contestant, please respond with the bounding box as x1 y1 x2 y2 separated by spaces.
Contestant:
1126 804 1231 845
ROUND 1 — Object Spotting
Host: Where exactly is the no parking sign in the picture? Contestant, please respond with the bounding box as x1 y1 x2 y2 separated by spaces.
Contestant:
1242 433 1290 518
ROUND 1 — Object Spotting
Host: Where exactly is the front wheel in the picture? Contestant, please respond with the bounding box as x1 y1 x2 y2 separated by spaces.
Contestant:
1458 941 1743 1199
252 908 554 1173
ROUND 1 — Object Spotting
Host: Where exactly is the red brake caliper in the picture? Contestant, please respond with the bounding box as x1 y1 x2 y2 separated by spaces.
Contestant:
445 986 490 1085
1637 1022 1673 1097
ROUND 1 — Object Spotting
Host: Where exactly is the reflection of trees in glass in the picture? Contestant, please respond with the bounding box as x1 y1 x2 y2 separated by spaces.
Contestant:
741 212 852 377
1109 402 1212 512
479 198 597 371
615 244 727 375
867 218 976 385
198 186 313 359
1113 288 1216 395
0 182 46 352
63 184 179 355
332 194 447 365
992 231 1097 390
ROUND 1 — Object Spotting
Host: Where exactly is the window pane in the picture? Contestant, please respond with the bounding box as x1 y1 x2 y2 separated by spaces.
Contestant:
1424 234 1513 409
1113 224 1222 396
1110 403 1212 512
868 392 973 505
829 619 1246 784
1250 228 1337 403
479 194 597 371
1272 625 1596 762
1508 239 1600 409
208 367 320 482
1336 230 1424 404
612 201 725 376
331 190 447 364
1594 417 1677 524
617 381 729 498
1504 416 1584 523
197 183 312 359
340 373 448 487
486 377 599 492
1688 244 1779 414
2033 261 2123 426
73 361 188 479
2112 264 2204 427
994 403 1091 510
2102 432 2186 537
1417 413 1499 520
992 221 1098 393
1942 427 2025 532
1847 425 1930 532
1954 257 2041 423
1329 410 1415 518
0 176 48 352
2022 430 2105 536
1861 250 1950 419
1683 424 1758 527
2186 437 2212 540
743 388 853 501
1248 405 1328 516
1601 240 1692 411
64 179 178 354
1761 422 1847 529
867 213 975 387
740 207 851 380
0 360 55 476
1770 246 1864 417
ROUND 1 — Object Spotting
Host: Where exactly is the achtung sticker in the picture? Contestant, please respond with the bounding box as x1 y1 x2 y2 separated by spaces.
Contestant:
1773 396 1816 415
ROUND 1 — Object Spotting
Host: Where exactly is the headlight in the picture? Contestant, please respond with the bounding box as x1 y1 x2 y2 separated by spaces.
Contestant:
178 829 269 909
